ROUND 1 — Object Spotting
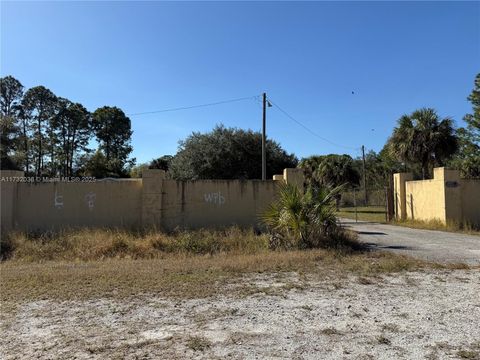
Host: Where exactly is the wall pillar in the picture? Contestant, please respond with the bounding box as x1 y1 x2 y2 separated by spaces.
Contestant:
283 168 304 190
141 169 166 229
393 172 413 220
435 167 462 224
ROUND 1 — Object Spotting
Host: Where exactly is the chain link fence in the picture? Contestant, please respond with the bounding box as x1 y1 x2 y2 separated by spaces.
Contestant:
337 187 393 223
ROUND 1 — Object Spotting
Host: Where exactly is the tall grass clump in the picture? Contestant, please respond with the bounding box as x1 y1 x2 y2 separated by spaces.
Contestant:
261 183 359 251
1 226 270 262
150 227 268 255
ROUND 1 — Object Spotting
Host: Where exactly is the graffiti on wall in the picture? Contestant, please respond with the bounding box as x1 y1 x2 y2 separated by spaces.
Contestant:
54 190 64 209
85 192 96 210
204 192 225 206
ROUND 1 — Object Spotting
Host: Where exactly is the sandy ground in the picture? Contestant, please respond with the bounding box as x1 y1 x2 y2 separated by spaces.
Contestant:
1 269 479 360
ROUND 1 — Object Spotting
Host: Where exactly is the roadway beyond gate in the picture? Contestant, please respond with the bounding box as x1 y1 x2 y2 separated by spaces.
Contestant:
340 219 480 266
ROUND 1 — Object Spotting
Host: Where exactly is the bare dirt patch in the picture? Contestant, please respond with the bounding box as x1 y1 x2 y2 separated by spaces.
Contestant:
1 268 479 359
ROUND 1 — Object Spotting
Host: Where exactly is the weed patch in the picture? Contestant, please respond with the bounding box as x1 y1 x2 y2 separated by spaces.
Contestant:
186 336 211 351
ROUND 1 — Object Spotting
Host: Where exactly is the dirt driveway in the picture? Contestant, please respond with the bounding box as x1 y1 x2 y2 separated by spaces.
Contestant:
341 219 480 265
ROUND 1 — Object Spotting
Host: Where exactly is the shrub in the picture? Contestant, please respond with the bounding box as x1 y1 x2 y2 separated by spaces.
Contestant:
261 183 358 250
0 232 16 260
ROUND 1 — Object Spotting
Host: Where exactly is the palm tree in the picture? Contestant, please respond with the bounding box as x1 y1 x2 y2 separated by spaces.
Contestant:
261 183 342 249
314 154 360 188
387 108 458 179
298 155 323 184
299 154 360 209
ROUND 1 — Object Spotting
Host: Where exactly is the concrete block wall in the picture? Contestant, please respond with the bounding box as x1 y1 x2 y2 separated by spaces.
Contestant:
394 167 480 226
393 172 413 220
141 169 166 228
1 170 143 232
0 170 24 232
1 168 305 232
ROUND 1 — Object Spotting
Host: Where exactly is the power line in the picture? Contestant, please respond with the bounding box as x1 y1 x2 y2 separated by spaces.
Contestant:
267 97 359 151
128 95 259 116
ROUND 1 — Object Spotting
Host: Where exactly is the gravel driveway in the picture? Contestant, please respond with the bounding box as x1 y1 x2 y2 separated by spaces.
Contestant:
341 219 480 265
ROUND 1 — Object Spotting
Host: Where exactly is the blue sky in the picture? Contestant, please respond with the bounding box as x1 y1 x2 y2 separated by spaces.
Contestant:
1 1 479 163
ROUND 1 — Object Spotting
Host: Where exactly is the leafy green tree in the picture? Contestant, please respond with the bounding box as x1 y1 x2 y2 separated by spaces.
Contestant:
351 149 405 189
53 98 92 176
130 155 173 178
77 150 110 178
0 116 21 170
169 125 297 180
0 76 24 170
463 73 480 143
92 106 134 177
150 155 173 171
22 86 57 176
129 162 150 178
387 108 458 179
1 75 24 116
449 74 480 178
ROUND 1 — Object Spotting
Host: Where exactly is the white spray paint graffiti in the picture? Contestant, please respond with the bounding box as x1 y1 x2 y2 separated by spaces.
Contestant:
85 192 96 211
54 190 64 209
204 192 225 206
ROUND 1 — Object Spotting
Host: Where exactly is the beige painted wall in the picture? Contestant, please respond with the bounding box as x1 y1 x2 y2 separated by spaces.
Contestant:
6 179 143 231
395 167 480 226
1 170 24 232
461 179 480 225
157 179 278 230
1 168 301 232
405 179 445 222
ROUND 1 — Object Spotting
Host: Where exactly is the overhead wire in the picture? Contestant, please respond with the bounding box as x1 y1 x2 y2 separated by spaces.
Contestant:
126 92 359 153
128 95 258 116
267 97 360 151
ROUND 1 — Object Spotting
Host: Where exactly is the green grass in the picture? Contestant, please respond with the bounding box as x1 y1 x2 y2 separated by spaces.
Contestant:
337 206 387 223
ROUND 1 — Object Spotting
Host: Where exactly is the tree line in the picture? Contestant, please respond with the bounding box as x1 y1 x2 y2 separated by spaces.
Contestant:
2 73 478 183
0 75 134 177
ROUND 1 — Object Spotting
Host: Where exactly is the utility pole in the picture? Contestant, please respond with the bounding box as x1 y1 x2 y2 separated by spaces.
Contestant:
262 92 267 181
362 145 368 205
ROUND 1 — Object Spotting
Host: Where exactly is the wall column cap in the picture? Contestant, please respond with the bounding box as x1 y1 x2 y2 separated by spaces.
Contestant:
433 167 460 182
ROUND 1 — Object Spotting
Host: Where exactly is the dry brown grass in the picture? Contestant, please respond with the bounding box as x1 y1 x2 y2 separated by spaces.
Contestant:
1 247 446 303
1 227 271 262
0 227 468 304
186 336 212 351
